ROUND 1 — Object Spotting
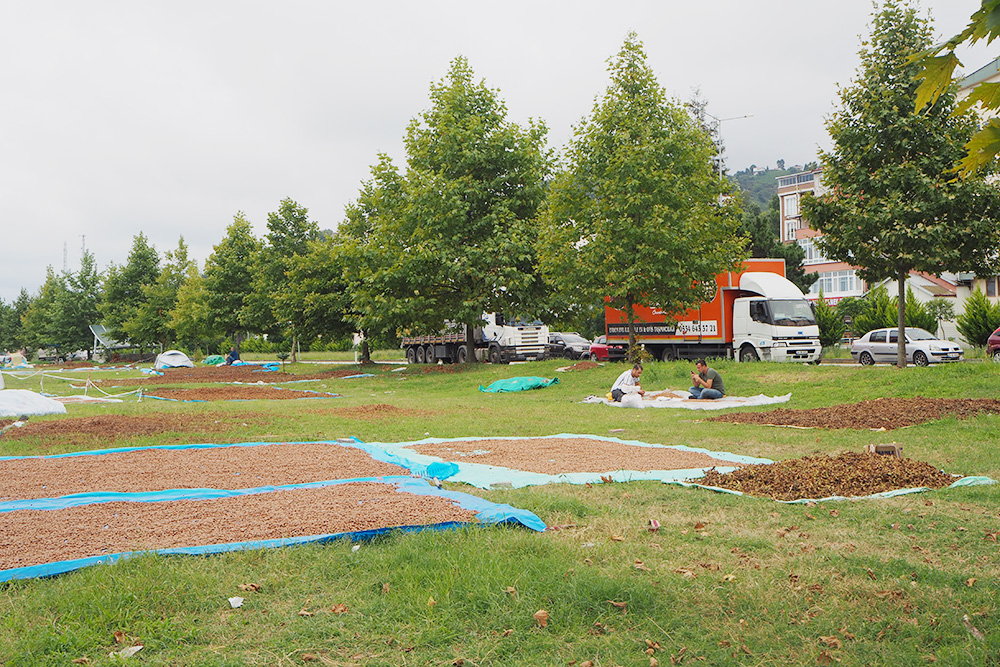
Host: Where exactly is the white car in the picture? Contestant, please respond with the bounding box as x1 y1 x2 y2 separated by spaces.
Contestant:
850 327 963 366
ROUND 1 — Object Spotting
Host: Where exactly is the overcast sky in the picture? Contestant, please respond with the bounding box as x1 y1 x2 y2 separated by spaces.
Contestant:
1 1 992 303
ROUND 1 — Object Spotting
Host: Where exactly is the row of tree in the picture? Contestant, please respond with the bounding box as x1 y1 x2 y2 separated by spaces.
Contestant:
0 36 749 361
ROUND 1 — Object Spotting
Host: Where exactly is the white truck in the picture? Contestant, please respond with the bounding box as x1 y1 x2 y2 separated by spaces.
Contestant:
401 313 549 364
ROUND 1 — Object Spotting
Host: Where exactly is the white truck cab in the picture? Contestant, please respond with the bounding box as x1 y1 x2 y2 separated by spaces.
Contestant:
731 272 822 363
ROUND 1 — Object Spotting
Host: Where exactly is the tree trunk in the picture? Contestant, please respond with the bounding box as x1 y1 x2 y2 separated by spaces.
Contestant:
625 301 638 363
464 322 477 364
897 270 907 369
291 334 298 363
360 330 371 365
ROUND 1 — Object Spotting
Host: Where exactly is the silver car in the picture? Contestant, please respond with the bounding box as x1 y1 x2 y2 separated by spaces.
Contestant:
850 327 963 366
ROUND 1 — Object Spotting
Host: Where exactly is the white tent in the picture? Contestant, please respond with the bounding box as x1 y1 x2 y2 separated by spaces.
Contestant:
154 350 194 369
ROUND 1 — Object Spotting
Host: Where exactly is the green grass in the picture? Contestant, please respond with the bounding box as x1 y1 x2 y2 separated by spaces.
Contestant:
2 359 1000 665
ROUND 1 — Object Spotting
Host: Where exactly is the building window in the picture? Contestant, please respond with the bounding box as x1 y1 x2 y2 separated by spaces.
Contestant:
785 218 798 241
797 237 828 265
783 193 799 217
987 276 998 297
808 269 861 296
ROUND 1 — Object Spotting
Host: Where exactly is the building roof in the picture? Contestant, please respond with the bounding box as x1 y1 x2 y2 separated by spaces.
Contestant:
960 55 1000 91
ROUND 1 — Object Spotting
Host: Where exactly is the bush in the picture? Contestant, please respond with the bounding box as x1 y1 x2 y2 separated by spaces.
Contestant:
815 292 845 348
956 288 1000 347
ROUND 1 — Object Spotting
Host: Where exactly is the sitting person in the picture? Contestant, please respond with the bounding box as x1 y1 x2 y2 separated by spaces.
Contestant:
225 347 240 366
610 363 645 402
689 358 724 399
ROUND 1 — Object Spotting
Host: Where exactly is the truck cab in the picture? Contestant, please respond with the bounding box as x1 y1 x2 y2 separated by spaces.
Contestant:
731 273 821 363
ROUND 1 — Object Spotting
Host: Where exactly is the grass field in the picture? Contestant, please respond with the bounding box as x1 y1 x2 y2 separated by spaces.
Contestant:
1 358 999 666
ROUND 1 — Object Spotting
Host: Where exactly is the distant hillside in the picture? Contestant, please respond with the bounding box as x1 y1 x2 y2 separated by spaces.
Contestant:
730 162 816 210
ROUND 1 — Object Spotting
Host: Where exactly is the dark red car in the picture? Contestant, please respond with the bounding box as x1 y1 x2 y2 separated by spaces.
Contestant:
588 335 627 362
988 325 1000 363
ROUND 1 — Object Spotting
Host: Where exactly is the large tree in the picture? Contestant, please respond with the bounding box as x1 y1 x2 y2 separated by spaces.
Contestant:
241 199 320 356
100 233 159 341
204 213 261 351
538 34 745 354
346 57 550 362
51 249 102 357
19 267 66 354
125 238 196 351
803 0 1000 368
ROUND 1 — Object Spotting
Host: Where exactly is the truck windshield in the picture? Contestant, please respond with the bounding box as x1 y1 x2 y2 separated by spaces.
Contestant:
769 299 817 327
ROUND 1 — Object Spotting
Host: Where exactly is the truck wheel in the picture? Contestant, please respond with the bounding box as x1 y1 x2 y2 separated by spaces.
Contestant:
457 346 468 364
660 348 675 362
416 346 426 364
739 345 760 362
489 345 502 364
406 347 416 364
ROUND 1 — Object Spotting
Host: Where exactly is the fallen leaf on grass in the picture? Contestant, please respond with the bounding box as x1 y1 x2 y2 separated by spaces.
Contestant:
694 521 706 530
109 645 143 659
238 583 262 592
866 568 876 581
302 654 319 662
330 603 349 615
579 661 595 667
382 583 390 594
674 568 697 579
504 586 517 596
533 609 549 627
611 535 625 542
428 596 437 607
298 609 314 617
501 629 513 637
601 475 613 484
965 578 976 587
645 639 662 650
607 600 627 613
816 649 840 665
112 631 127 645
71 659 90 665
634 560 651 572
819 635 842 649
649 657 658 666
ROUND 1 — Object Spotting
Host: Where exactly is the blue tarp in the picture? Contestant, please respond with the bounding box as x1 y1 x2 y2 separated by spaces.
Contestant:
1 476 545 582
479 376 559 393
358 434 772 489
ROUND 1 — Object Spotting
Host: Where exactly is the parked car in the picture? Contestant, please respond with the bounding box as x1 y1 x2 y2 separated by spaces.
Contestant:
547 332 591 360
589 335 627 362
850 327 963 366
988 325 1000 363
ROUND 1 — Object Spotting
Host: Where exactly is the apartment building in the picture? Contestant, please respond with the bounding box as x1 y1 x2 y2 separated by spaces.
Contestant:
776 168 865 304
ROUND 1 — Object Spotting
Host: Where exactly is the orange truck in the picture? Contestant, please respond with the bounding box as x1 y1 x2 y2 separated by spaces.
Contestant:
605 258 822 363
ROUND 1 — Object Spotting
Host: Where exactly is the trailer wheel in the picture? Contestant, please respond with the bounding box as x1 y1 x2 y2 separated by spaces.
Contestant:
739 345 760 362
488 345 503 364
660 348 675 362
406 347 416 364
415 346 426 364
457 346 468 364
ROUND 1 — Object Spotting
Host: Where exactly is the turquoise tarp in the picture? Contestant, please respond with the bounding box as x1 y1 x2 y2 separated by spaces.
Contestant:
479 376 559 393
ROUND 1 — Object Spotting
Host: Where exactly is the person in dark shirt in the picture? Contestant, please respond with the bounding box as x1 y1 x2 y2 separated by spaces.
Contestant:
225 347 240 365
689 358 724 399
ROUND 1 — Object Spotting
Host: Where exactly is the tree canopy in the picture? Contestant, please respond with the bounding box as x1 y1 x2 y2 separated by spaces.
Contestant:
538 34 746 351
343 57 550 361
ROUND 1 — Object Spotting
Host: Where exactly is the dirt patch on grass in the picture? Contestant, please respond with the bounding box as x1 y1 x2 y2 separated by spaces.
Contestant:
409 436 734 475
694 452 956 501
0 481 479 571
0 413 272 447
562 361 599 371
308 403 436 420
707 397 1000 430
0 442 409 500
144 386 340 401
